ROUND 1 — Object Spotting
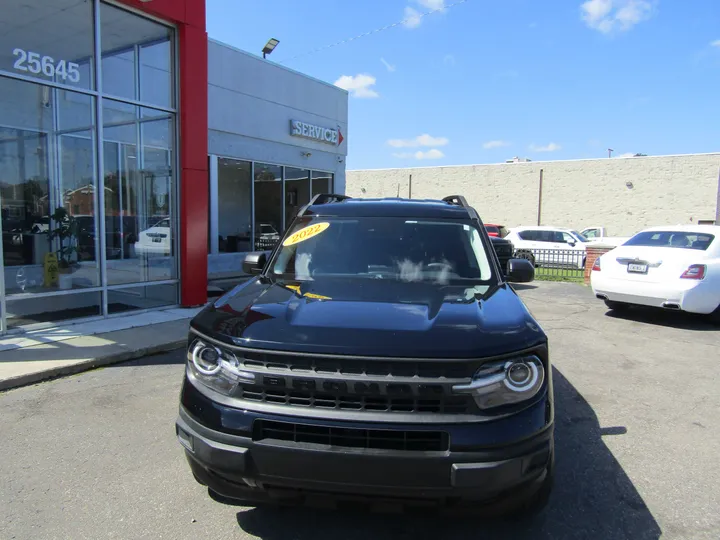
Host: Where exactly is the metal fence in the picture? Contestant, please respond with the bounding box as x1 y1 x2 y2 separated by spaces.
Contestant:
513 248 586 281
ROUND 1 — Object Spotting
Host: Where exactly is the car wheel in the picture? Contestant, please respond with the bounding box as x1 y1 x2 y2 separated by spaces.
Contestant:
604 300 630 311
516 250 536 267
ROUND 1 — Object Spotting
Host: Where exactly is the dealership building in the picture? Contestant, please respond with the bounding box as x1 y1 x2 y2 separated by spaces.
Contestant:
0 0 348 332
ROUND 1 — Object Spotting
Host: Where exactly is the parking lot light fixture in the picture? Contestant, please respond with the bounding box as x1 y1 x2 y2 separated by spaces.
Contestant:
262 38 280 59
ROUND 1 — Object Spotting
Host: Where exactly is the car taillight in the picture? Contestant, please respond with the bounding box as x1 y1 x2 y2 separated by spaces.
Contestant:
592 257 601 271
680 264 706 280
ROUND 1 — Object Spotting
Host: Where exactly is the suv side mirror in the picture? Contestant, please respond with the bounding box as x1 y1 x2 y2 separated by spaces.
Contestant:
242 251 267 275
506 258 535 283
566 239 576 247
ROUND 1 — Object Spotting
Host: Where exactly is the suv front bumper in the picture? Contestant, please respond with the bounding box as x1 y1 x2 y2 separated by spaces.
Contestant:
176 401 553 509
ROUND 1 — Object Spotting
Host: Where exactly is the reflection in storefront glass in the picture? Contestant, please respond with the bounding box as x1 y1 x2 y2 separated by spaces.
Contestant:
100 2 174 108
102 100 175 285
284 168 310 231
0 76 100 300
6 292 102 329
312 171 334 196
0 0 95 90
253 163 283 251
218 159 252 253
0 3 178 331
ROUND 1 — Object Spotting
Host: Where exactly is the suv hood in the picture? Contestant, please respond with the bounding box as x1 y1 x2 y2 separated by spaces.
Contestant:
191 277 545 358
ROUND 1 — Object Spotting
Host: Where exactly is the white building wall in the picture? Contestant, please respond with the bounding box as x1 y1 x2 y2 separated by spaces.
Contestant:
207 40 348 193
206 41 348 276
346 154 720 236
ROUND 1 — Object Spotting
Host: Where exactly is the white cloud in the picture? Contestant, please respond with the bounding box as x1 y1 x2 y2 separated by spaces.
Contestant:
483 140 511 149
333 74 379 98
711 40 720 47
387 134 449 148
380 57 396 72
416 149 444 159
393 149 445 160
616 152 636 158
529 142 562 152
443 54 456 65
403 0 447 29
403 6 423 28
581 0 654 34
417 0 446 9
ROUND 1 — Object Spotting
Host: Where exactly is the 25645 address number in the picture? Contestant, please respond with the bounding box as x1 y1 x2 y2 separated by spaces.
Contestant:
12 48 81 83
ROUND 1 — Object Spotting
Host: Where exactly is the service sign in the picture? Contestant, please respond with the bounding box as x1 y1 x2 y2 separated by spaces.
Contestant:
290 120 343 146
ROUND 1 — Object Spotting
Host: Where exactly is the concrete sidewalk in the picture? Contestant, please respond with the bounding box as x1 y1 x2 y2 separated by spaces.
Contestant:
0 306 203 392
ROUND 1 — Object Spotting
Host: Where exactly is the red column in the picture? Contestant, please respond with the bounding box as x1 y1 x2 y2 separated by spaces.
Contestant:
117 0 209 307
178 23 209 306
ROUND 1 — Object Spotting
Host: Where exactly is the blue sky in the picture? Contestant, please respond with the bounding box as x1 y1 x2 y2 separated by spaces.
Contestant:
207 0 720 170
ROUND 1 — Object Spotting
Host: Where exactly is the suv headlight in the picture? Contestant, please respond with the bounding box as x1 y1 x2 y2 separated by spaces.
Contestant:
452 355 545 410
188 339 255 395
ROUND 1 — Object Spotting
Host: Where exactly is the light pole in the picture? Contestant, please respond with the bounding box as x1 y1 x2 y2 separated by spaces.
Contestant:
262 38 280 59
608 148 614 158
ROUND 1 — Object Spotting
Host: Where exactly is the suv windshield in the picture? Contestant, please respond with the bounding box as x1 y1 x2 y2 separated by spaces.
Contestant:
271 216 495 284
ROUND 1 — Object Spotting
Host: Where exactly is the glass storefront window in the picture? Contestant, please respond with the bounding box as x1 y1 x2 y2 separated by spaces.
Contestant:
102 100 175 285
0 2 178 332
0 0 95 90
254 163 283 251
312 171 334 196
6 291 101 329
218 159 252 253
107 283 178 314
100 2 174 108
1 76 100 301
284 168 310 231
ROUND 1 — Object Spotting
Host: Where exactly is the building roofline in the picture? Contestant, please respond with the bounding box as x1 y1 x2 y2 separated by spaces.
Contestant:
208 38 349 95
348 151 720 173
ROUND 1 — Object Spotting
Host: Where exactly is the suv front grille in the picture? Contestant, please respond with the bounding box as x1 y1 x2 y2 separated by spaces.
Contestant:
238 384 472 413
238 352 476 379
228 351 480 415
253 419 449 451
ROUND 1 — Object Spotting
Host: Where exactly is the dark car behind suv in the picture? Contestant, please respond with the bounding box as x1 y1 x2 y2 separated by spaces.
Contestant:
176 194 554 516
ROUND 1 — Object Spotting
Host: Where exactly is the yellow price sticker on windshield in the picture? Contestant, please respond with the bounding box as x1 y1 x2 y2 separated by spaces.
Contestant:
283 222 330 247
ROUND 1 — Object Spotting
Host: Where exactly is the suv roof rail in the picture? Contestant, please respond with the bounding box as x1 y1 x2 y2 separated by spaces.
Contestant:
442 194 482 222
296 193 351 217
442 195 469 208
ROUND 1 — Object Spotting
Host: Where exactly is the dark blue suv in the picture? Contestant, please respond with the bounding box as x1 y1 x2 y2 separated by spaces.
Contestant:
176 194 554 516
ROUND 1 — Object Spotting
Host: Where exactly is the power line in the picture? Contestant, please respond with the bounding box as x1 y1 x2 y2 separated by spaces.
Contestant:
277 0 470 65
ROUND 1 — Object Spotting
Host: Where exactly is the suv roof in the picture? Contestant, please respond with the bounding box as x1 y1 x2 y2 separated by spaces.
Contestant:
300 194 479 220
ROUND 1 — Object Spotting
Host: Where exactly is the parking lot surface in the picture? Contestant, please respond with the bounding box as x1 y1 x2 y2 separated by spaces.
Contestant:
1 282 719 540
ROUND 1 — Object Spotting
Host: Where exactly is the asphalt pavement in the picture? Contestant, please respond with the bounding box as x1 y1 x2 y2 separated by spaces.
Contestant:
1 281 719 539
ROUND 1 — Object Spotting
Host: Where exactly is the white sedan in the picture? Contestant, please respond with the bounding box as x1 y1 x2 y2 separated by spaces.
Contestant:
134 218 172 256
591 225 720 320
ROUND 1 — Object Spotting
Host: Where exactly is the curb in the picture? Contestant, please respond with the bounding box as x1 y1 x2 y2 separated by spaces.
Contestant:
0 339 186 393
